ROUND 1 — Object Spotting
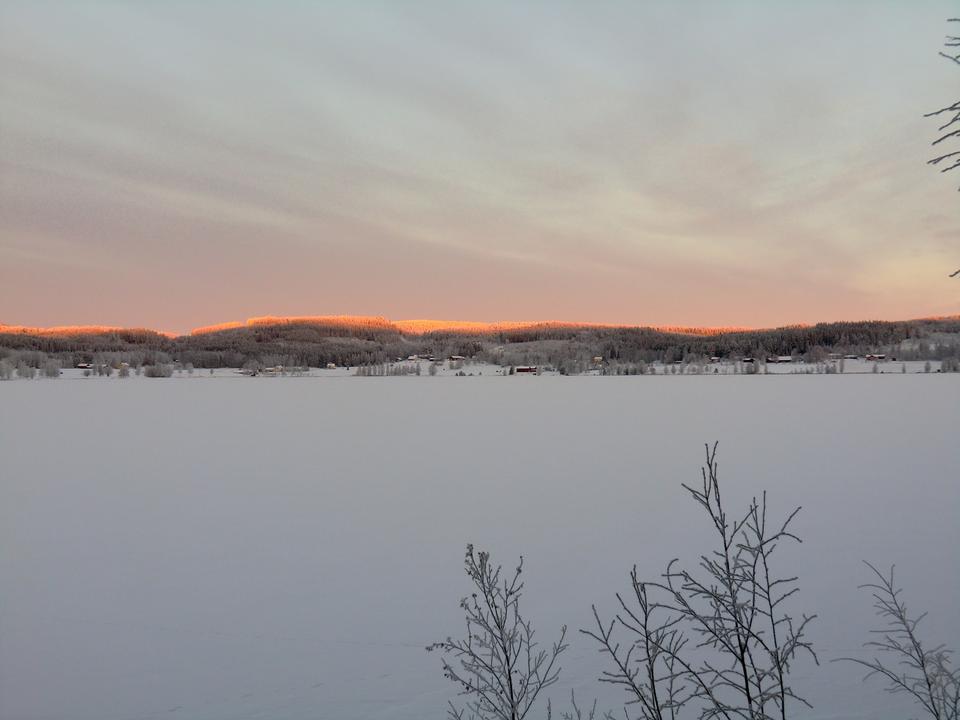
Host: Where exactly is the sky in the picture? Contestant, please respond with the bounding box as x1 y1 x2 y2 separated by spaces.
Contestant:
1 1 958 335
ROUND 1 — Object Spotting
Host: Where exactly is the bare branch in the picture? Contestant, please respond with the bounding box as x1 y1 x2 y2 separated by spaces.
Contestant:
429 545 569 720
929 18 960 194
836 563 959 720
585 444 817 719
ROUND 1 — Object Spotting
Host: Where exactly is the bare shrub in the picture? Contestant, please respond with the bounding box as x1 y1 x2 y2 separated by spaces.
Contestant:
549 691 601 720
428 545 568 720
839 563 958 720
585 443 818 719
16 361 36 379
143 364 173 378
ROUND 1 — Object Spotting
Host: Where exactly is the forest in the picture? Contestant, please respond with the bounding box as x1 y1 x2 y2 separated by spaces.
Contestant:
2 316 959 373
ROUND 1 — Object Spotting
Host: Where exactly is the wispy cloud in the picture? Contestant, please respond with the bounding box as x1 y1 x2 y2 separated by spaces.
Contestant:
1 1 957 332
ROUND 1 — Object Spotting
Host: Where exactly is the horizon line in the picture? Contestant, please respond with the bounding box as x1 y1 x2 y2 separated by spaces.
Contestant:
2 312 959 340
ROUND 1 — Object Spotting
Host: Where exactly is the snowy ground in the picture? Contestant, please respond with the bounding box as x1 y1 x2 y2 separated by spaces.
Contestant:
42 355 949 383
1 374 957 720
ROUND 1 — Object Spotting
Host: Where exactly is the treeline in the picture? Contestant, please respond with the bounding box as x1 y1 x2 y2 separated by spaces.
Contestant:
2 316 959 371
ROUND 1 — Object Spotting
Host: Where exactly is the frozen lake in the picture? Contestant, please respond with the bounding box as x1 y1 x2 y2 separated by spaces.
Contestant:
1 374 957 720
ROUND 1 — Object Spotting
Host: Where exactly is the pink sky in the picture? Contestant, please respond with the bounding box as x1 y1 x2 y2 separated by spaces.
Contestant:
1 2 958 335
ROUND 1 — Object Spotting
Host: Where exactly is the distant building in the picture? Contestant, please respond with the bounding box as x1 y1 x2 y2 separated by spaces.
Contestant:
592 356 603 364
326 362 337 369
515 366 538 373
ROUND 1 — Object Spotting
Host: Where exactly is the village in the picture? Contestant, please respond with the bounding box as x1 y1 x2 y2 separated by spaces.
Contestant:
29 354 947 382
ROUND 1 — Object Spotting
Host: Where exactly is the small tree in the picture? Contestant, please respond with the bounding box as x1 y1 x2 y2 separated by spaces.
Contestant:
428 545 568 720
839 563 958 720
144 364 173 378
16 361 36 379
585 443 818 719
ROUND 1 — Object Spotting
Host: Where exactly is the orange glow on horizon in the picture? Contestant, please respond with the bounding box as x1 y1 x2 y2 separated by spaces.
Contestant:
0 324 177 339
393 319 756 336
3 314 957 341
189 315 395 335
186 315 759 337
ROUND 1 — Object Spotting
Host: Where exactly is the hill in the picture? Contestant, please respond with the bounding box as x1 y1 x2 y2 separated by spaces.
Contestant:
2 315 959 373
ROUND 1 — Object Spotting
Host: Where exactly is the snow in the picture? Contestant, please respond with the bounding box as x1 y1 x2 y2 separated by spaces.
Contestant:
1 374 957 719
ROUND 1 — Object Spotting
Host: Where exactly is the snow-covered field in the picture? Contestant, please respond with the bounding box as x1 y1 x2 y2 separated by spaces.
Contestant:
42 354 949 383
1 375 957 720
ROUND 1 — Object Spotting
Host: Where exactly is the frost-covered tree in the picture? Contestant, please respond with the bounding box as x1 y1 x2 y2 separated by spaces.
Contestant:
840 563 958 720
928 19 960 193
428 545 568 720
16 361 36 379
585 443 818 719
144 364 173 378
926 18 960 276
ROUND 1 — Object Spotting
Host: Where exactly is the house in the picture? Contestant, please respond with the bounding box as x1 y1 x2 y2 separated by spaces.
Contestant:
592 356 603 364
326 362 337 369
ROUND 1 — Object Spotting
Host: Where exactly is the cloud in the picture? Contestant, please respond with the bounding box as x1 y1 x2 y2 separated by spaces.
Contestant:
1 1 957 331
